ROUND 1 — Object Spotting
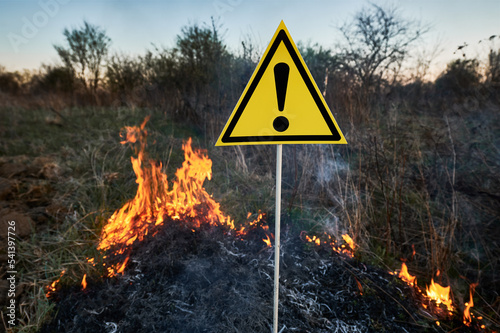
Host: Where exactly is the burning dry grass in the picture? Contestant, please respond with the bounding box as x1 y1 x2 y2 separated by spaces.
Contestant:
40 218 432 333
1 105 499 332
390 262 493 331
91 117 272 278
41 117 492 332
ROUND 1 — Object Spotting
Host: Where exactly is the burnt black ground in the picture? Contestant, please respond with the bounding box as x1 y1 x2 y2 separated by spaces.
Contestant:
39 218 483 333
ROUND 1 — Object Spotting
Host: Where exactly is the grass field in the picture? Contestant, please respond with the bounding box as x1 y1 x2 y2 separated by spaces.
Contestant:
0 89 499 331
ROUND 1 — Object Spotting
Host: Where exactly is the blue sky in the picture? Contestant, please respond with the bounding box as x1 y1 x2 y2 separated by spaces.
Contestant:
1 0 499 77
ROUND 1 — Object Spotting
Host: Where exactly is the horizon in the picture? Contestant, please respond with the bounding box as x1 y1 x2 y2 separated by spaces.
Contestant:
1 0 499 80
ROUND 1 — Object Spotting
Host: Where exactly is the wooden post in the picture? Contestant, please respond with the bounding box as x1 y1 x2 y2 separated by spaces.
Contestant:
273 144 283 333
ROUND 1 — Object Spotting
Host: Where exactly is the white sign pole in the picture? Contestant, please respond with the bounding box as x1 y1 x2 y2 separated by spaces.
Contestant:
273 144 283 333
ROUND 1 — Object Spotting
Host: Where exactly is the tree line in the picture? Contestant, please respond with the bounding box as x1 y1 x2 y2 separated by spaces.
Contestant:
1 4 499 128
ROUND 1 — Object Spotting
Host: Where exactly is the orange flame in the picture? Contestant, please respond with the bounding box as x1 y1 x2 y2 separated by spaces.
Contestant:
263 234 272 247
426 278 454 313
305 235 321 246
303 232 355 257
97 119 234 275
98 133 233 255
463 283 478 326
240 211 267 235
391 263 467 321
399 262 416 287
355 277 364 295
45 270 65 298
93 118 272 277
81 274 87 290
342 234 355 251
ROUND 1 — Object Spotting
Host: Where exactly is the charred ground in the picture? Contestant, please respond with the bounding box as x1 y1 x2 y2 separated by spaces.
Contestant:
40 217 478 333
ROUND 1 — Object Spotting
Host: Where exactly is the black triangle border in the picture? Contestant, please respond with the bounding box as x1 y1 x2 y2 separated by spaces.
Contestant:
221 29 342 143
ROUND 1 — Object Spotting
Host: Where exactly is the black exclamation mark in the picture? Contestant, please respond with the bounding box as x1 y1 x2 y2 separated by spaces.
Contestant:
273 62 290 132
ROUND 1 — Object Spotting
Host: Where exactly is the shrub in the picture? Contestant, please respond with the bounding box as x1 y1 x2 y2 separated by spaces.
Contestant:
435 58 481 95
106 54 144 105
0 68 22 95
35 65 75 94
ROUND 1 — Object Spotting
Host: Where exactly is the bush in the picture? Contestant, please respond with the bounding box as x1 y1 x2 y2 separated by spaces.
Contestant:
435 58 481 95
35 65 75 94
106 54 144 105
0 68 22 95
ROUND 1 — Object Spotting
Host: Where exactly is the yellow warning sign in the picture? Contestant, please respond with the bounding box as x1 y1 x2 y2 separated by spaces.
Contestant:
216 21 346 146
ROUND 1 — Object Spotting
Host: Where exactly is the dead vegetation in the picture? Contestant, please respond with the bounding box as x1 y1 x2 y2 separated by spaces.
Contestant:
39 218 460 333
1 4 499 332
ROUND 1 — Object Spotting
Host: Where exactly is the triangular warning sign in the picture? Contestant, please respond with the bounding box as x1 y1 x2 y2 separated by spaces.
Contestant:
216 21 347 146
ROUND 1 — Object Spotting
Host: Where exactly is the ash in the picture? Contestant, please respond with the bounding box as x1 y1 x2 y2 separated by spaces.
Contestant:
41 219 436 333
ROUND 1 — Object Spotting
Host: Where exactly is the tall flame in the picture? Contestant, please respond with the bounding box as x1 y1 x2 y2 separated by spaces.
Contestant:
399 262 416 287
99 119 232 254
81 274 87 290
463 283 478 326
96 118 271 277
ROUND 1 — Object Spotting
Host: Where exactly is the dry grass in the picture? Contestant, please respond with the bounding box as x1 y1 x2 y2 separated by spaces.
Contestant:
0 105 197 332
0 87 499 331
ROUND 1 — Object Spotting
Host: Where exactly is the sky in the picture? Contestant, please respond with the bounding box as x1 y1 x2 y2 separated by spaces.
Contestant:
0 0 499 78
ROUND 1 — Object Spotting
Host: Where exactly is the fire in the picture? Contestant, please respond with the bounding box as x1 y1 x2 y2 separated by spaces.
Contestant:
399 262 416 287
263 234 272 247
355 277 364 295
50 118 485 329
306 235 321 246
342 234 355 251
89 118 272 278
463 283 478 326
425 278 454 313
391 263 481 323
45 270 65 298
96 118 238 275
81 274 87 290
303 232 355 257
238 211 267 236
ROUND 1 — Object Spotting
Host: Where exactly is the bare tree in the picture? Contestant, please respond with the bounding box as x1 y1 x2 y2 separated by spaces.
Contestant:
338 4 426 95
54 21 111 93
